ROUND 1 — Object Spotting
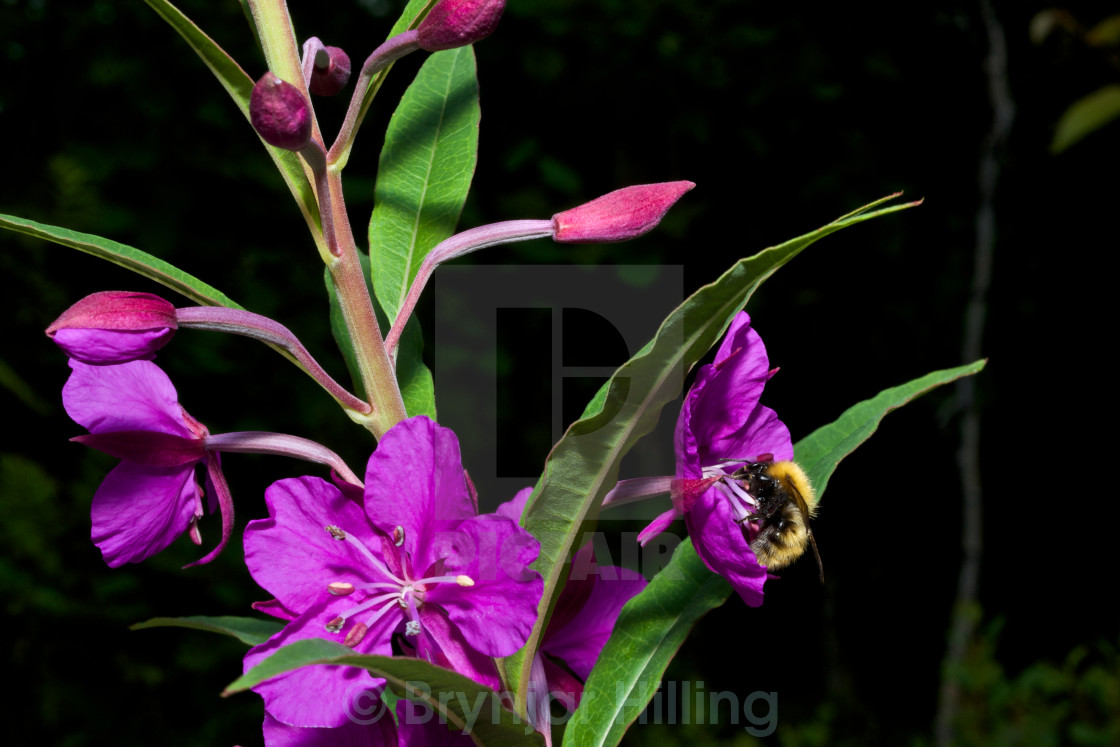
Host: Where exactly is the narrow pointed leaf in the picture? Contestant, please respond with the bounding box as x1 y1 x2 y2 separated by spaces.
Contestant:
503 195 921 704
370 46 480 322
0 213 241 308
225 639 542 745
130 615 284 646
564 359 986 745
327 253 436 418
140 0 320 234
795 358 986 497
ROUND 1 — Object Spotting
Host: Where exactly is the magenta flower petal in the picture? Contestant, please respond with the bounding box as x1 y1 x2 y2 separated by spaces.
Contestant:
263 708 397 747
413 606 502 691
685 492 767 607
244 476 378 614
63 359 195 438
424 513 542 657
397 699 477 746
90 461 202 567
245 600 392 729
253 598 299 622
51 327 175 365
542 565 646 681
363 415 474 568
686 314 792 464
637 506 682 546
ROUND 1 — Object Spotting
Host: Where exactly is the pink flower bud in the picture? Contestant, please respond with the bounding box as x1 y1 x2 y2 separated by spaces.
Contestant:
552 181 696 243
46 291 177 364
309 46 351 97
250 72 312 151
417 0 506 52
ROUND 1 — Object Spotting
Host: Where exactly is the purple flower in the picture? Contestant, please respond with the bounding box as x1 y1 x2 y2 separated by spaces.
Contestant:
640 312 792 606
62 358 232 567
46 291 177 364
243 416 543 729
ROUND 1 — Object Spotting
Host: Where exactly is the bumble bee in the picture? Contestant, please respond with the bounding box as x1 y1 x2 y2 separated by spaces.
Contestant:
730 458 823 582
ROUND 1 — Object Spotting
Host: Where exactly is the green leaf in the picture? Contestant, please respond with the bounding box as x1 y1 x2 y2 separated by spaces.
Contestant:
140 0 320 235
565 539 730 747
370 47 480 322
503 195 921 705
795 359 987 498
130 615 283 646
1051 84 1120 153
327 253 437 418
0 213 241 308
225 639 542 745
563 359 986 745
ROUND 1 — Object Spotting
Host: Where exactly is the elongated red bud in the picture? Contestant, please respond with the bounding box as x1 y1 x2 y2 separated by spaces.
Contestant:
552 181 696 243
417 0 505 51
309 46 351 96
250 73 312 151
46 291 177 364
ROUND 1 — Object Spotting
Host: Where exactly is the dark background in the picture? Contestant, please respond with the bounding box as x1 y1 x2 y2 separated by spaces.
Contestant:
2 1 1117 745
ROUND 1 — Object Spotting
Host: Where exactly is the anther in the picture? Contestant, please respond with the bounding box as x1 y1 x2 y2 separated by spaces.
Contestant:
326 525 346 540
325 616 345 633
344 622 369 647
404 620 421 637
456 575 475 587
393 525 405 547
328 582 355 596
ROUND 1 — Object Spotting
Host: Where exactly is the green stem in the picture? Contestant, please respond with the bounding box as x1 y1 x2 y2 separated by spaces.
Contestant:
248 0 406 439
322 161 408 438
